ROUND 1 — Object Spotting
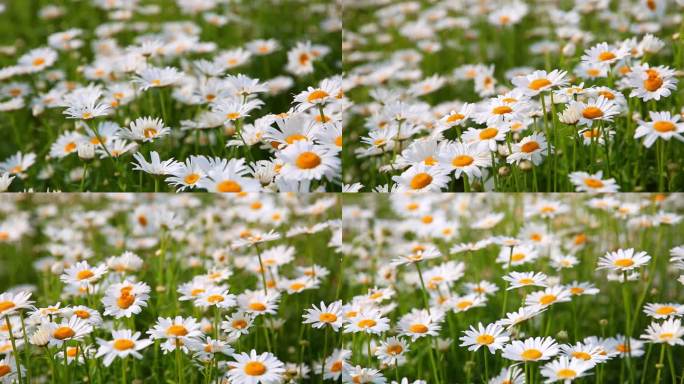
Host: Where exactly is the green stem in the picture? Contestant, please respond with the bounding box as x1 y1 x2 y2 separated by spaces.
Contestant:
4 315 24 384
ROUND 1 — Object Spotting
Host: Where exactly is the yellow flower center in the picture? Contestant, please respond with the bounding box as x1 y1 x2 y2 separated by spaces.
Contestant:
479 127 498 140
295 152 322 169
226 112 240 120
64 142 77 153
387 344 403 355
319 313 338 323
598 51 616 61
53 326 76 340
456 300 473 310
143 128 158 138
655 306 675 315
285 134 307 144
232 319 248 329
33 57 46 66
67 346 79 357
409 172 433 190
521 348 542 360
557 368 577 379
521 141 540 153
184 173 200 185
518 278 535 285
335 136 342 147
307 90 329 103
492 106 512 115
659 333 674 341
207 294 224 304
409 323 428 333
643 75 663 92
249 302 266 311
572 351 592 360
331 361 342 372
452 155 474 167
166 325 188 337
74 310 90 319
613 258 634 268
539 294 557 305
511 253 525 262
570 287 585 295
598 91 615 100
476 334 495 345
217 180 242 193
82 112 93 119
77 270 94 280
113 339 135 351
584 178 604 188
424 156 437 166
290 283 306 291
0 301 16 312
244 361 267 376
357 319 377 329
582 107 604 119
528 78 551 90
0 365 9 377
653 121 675 133
447 113 464 123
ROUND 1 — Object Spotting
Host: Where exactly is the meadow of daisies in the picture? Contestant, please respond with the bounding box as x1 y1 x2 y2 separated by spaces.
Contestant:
341 193 684 383
0 0 342 192
0 193 344 384
342 0 684 193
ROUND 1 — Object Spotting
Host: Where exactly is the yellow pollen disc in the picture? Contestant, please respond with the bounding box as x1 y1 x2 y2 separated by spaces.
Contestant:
319 313 337 323
643 76 663 92
572 351 592 360
530 233 542 242
582 107 604 119
479 127 498 140
67 346 79 357
521 348 542 360
298 53 310 65
250 201 263 210
74 310 90 319
151 79 161 86
77 270 94 280
295 152 322 169
557 368 577 379
503 97 517 103
528 78 551 90
476 334 495 345
207 294 224 304
82 112 93 119
387 344 403 355
249 302 266 311
447 113 464 123
285 134 307 144
587 68 601 77
290 283 305 291
33 57 46 66
232 319 247 329
518 278 535 285
424 156 437 166
511 253 525 262
0 301 16 312
410 172 433 190
166 325 188 337
113 339 135 351
245 361 266 376
521 141 540 153
335 136 342 147
653 121 675 133
570 287 585 295
659 333 674 340
613 258 634 268
409 324 428 333
307 90 329 103
492 106 512 115
143 128 158 138
452 155 474 167
0 365 10 377
598 51 616 61
421 215 433 224
53 327 75 340
539 294 557 305
584 178 604 188
64 142 77 153
655 306 675 315
616 344 630 352
598 91 615 100
184 173 200 185
331 361 342 372
217 180 242 193
357 319 377 329
457 300 473 310
226 112 240 120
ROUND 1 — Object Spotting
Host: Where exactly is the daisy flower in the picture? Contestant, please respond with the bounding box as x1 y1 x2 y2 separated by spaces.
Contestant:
236 290 280 316
323 349 350 381
60 261 107 288
506 132 550 166
502 336 559 362
199 158 262 193
489 366 524 384
18 47 58 72
343 308 390 335
342 366 387 384
392 164 450 192
643 303 684 319
48 317 93 347
569 96 620 127
227 350 285 384
102 280 151 318
117 117 171 143
503 271 548 290
391 245 441 267
398 309 442 341
293 79 341 111
581 42 629 67
95 329 152 367
61 86 111 120
0 357 20 383
640 318 684 346
436 141 491 180
222 312 255 339
302 301 344 331
375 337 410 366
634 111 684 148
497 306 546 330
525 286 572 308
540 356 594 383
459 322 509 353
569 171 619 193
133 66 183 91
512 69 568 96
597 248 651 272
462 124 510 152
194 287 236 310
560 342 611 365
277 141 340 181
0 291 33 317
65 305 103 326
131 151 180 176
147 316 203 352
626 64 678 101
0 152 36 175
